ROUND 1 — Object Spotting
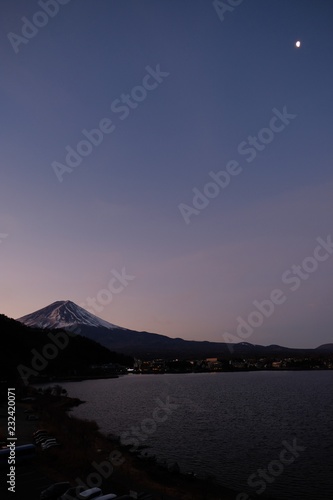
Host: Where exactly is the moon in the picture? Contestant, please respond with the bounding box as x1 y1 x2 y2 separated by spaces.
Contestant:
295 40 301 48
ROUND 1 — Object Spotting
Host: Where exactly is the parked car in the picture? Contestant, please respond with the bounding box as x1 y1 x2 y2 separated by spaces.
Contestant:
0 444 36 468
40 481 71 500
77 487 103 499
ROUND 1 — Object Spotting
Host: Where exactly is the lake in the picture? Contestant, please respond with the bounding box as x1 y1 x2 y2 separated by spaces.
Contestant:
58 371 333 499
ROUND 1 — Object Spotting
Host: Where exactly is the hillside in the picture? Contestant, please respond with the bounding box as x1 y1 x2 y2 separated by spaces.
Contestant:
0 314 133 387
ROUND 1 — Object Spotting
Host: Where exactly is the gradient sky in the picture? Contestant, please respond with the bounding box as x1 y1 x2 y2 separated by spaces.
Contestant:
1 0 332 348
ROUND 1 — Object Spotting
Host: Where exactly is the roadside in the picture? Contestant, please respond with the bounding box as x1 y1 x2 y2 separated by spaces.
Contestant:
0 398 53 498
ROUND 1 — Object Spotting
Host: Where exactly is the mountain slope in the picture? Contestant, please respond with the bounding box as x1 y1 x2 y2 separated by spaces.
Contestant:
316 343 333 352
17 300 121 330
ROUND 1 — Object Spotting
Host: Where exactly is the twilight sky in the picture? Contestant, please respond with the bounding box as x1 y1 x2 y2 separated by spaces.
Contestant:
1 0 332 348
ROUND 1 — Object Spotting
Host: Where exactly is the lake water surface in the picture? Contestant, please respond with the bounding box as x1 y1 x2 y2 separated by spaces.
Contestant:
59 371 333 499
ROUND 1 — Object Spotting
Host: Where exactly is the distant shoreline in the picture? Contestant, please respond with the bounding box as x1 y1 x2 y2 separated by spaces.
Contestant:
30 366 333 385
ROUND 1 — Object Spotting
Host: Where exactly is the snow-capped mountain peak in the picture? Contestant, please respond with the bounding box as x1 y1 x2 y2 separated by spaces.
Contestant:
16 300 122 330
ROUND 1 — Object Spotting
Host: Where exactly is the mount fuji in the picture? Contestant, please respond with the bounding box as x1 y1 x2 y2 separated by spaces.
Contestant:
17 300 122 331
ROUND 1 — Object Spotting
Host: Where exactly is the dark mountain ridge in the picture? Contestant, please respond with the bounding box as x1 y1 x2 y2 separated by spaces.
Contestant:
0 313 133 385
16 301 333 360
